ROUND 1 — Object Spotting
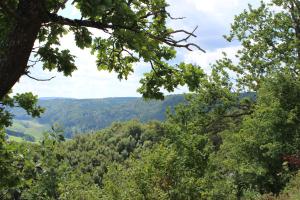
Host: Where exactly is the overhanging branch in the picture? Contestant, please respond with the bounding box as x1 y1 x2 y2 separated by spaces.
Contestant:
47 13 110 31
47 13 205 52
25 71 55 81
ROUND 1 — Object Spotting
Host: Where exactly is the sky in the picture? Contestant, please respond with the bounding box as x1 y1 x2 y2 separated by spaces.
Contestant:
13 0 261 99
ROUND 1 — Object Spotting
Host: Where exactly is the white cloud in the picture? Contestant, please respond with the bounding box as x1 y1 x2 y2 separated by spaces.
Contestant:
187 0 239 16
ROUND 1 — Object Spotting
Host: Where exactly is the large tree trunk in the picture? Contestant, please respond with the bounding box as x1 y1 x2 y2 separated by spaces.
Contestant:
0 0 43 99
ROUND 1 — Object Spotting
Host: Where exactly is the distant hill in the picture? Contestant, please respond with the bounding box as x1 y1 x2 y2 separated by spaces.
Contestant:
38 97 76 100
8 95 185 139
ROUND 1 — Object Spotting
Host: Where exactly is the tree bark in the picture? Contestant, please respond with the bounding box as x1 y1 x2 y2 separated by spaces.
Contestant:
0 0 44 99
290 0 300 62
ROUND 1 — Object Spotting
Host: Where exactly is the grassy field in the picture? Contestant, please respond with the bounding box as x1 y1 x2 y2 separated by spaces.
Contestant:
8 120 49 141
8 135 25 142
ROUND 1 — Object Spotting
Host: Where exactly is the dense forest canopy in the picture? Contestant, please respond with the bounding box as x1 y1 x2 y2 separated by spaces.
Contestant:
1 0 300 199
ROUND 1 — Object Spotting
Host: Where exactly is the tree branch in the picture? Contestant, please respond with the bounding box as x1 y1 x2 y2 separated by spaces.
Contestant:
47 13 110 30
165 11 185 20
47 13 205 52
168 27 197 37
150 60 159 77
25 72 55 81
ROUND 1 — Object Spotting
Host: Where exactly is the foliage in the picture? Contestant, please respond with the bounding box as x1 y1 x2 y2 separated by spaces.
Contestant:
1 120 167 199
220 0 300 91
2 0 300 199
0 129 22 199
202 73 300 199
0 0 204 100
0 93 44 129
260 171 300 200
102 144 203 200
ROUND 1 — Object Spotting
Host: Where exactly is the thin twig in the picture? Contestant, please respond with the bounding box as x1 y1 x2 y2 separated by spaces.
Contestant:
25 72 56 81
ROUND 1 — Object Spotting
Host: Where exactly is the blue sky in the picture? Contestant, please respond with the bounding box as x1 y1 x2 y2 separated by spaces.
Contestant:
13 0 261 98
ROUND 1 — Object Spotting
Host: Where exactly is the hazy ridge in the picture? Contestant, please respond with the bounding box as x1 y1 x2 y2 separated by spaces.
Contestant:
7 95 185 140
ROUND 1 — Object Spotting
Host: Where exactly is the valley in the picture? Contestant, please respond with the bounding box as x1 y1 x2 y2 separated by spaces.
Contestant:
7 95 184 141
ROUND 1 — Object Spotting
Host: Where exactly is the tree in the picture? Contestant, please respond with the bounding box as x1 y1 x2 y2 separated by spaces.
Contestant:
0 0 206 129
0 120 168 199
218 0 300 91
4 0 300 199
0 0 204 100
205 72 300 199
0 130 22 199
102 144 204 200
195 1 300 198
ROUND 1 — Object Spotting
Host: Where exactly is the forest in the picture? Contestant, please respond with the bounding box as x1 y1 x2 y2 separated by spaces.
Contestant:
1 0 300 199
7 95 184 139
